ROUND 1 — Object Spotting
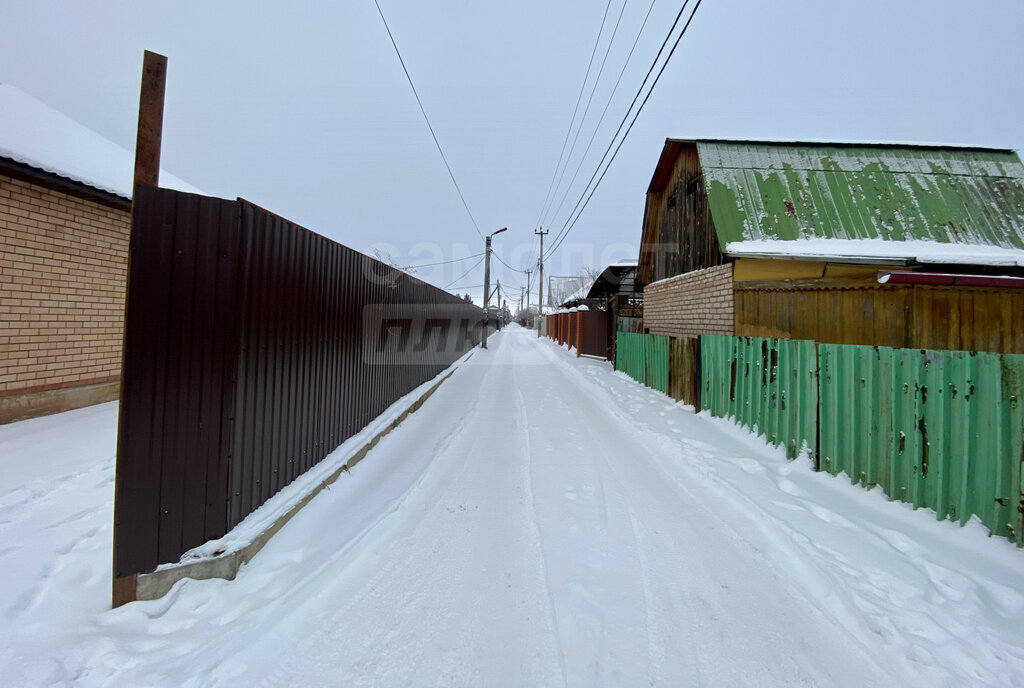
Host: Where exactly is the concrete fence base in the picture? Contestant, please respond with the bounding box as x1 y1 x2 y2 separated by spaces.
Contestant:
112 367 458 607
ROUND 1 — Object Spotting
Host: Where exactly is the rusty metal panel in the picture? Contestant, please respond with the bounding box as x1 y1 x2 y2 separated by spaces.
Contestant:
115 187 484 577
698 141 1024 252
819 344 1024 544
699 335 817 458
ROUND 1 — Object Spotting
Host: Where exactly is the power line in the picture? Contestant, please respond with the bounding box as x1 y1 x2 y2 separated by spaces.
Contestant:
546 0 703 261
544 0 658 230
373 0 484 241
540 0 630 230
444 256 484 288
490 248 531 274
548 0 694 254
404 252 484 269
534 0 614 229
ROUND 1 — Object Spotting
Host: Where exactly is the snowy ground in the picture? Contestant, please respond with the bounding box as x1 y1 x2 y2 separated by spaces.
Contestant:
1 324 1022 687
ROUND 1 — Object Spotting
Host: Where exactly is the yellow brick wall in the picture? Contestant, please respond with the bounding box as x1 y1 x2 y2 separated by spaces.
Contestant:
643 263 735 338
0 174 129 397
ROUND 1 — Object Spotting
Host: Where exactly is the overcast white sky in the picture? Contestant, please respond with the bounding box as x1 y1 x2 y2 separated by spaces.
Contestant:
2 1 1022 303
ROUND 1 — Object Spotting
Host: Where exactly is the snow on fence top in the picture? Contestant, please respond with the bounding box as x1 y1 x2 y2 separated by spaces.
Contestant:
0 82 204 199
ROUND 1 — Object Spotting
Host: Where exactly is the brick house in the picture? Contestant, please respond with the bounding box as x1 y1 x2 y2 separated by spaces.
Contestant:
0 83 200 423
637 139 1024 353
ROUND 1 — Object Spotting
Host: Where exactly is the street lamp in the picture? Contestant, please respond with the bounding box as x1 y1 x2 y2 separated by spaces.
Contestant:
482 227 507 350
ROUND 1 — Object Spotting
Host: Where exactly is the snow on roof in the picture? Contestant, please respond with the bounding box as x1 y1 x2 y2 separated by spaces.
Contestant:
726 238 1024 267
688 140 1024 269
0 82 204 200
667 136 1017 152
560 278 595 305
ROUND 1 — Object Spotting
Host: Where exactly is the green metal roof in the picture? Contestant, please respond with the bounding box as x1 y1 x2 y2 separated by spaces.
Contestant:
697 141 1024 253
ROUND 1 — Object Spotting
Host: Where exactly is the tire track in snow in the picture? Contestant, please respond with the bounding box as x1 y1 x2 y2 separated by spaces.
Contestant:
246 384 488 687
536 343 708 686
240 334 565 686
510 343 569 687
534 335 893 685
515 333 661 686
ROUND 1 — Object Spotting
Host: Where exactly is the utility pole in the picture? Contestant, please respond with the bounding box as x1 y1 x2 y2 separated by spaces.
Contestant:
534 228 548 335
482 227 507 349
525 269 532 317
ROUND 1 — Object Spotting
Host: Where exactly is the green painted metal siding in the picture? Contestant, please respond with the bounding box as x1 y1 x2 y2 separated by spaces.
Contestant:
697 141 1024 250
700 335 817 458
615 332 645 386
819 345 1024 543
644 335 669 394
615 332 669 394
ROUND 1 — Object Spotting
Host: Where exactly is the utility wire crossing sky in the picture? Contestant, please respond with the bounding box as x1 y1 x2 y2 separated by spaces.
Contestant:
1 1 1022 300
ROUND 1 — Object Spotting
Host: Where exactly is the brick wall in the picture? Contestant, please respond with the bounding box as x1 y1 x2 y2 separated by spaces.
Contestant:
0 174 129 402
643 263 734 337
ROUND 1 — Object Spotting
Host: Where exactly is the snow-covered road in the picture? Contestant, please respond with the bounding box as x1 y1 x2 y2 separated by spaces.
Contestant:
1 324 1022 687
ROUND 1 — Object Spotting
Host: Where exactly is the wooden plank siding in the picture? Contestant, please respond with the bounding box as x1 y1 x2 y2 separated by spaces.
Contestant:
638 143 726 286
736 280 1024 354
668 337 699 407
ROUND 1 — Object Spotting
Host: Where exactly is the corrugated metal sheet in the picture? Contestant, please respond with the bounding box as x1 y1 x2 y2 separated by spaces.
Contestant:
115 186 483 577
644 335 670 394
698 141 1024 251
615 332 647 385
819 344 1024 543
614 332 669 394
700 335 817 458
577 310 610 359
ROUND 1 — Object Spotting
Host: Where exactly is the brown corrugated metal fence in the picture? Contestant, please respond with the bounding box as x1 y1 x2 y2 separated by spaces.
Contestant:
115 186 483 578
577 310 610 358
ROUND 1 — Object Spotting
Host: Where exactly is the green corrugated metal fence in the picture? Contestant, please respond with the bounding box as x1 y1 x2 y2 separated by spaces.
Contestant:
615 332 669 394
615 332 644 385
819 345 1024 543
614 332 1022 544
700 335 817 459
644 334 669 394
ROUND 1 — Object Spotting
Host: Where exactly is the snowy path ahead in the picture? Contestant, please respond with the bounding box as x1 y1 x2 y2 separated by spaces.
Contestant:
1 324 1022 687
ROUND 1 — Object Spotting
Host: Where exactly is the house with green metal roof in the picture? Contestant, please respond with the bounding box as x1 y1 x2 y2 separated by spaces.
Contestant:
636 139 1024 354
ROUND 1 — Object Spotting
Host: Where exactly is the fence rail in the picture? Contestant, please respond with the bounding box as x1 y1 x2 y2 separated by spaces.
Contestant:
115 187 483 579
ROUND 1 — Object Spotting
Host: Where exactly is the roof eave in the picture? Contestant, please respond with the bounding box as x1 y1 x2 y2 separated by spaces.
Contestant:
647 139 694 193
726 250 912 266
0 155 132 210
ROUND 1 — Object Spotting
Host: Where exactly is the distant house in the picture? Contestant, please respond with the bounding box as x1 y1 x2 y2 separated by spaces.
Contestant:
582 260 641 333
0 83 200 422
637 139 1024 353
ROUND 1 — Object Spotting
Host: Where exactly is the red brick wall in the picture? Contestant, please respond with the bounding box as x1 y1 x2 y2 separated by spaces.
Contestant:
642 263 734 337
0 174 129 398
